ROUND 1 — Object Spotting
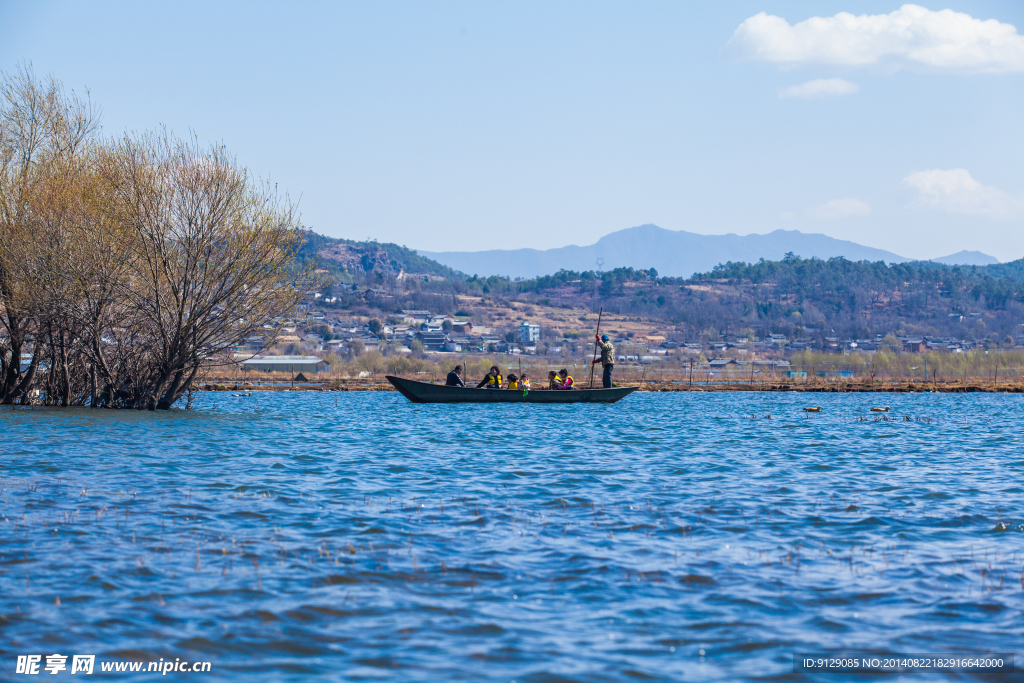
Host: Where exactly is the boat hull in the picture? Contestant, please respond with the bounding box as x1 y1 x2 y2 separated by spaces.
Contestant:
385 376 638 404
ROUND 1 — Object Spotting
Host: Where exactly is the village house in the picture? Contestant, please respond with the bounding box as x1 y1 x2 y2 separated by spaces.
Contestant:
415 329 450 352
450 321 473 336
520 322 541 343
401 309 431 324
903 339 926 353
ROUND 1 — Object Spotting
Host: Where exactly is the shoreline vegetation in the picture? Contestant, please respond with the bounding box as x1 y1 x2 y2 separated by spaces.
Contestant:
195 348 1024 395
195 351 1024 395
194 374 1024 394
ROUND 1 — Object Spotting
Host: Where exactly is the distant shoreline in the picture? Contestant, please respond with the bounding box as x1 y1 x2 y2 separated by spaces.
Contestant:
198 379 1024 394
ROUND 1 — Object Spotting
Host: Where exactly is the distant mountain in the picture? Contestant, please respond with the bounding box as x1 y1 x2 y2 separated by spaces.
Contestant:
930 250 999 266
418 224 910 279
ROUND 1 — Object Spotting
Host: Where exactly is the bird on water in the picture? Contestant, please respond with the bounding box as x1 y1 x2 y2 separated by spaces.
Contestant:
803 406 821 413
870 406 890 412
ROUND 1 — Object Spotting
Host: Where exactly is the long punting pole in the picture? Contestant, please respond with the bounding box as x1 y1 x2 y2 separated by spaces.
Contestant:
588 307 604 389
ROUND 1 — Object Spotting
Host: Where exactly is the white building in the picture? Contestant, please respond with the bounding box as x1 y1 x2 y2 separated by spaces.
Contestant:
520 322 540 343
242 355 326 374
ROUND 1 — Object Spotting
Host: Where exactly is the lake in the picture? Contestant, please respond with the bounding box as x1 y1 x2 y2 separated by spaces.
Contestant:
1 392 1022 681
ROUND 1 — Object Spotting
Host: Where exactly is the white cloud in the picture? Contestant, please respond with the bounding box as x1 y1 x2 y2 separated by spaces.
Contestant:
903 168 1020 218
780 78 859 99
730 4 1024 73
806 198 871 220
779 211 795 219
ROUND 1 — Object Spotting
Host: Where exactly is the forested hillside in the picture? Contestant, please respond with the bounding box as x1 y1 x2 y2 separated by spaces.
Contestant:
674 255 1024 340
302 227 1024 343
446 255 1024 342
297 231 460 280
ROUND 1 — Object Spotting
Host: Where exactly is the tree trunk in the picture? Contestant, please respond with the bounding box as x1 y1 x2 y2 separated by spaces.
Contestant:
4 351 39 404
60 331 71 407
0 331 22 402
157 364 199 410
91 337 115 393
45 331 57 406
157 369 185 410
147 367 175 411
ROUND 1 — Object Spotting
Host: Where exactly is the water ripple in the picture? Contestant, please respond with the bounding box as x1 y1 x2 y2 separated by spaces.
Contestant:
0 392 1022 680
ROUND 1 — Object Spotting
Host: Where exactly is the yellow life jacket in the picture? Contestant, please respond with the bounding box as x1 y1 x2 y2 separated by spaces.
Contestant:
508 380 518 390
562 374 574 388
486 374 502 388
520 379 531 390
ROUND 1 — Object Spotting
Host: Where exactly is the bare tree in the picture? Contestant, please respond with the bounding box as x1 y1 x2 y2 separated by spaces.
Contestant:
1 67 323 409
0 65 97 404
97 130 323 408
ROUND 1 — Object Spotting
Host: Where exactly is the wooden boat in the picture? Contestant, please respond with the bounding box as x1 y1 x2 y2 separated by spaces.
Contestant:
386 375 638 404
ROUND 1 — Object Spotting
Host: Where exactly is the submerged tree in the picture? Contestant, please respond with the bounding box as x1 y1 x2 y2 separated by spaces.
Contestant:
95 131 322 408
0 67 323 409
0 65 97 404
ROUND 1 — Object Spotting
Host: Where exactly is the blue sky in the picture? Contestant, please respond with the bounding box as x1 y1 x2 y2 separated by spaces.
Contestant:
2 1 1022 260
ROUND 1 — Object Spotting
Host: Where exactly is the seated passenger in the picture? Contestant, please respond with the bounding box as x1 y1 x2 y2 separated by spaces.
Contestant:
547 370 558 389
519 373 531 391
445 365 466 387
556 368 574 390
476 366 503 389
506 373 519 390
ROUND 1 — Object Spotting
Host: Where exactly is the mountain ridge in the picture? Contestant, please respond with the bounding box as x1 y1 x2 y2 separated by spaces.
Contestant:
418 225 914 279
930 250 999 266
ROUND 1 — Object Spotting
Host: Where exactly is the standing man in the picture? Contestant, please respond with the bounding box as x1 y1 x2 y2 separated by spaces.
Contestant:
592 334 615 388
446 365 466 387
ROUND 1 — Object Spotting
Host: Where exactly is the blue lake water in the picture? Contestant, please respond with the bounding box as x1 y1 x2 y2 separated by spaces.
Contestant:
1 392 1023 681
